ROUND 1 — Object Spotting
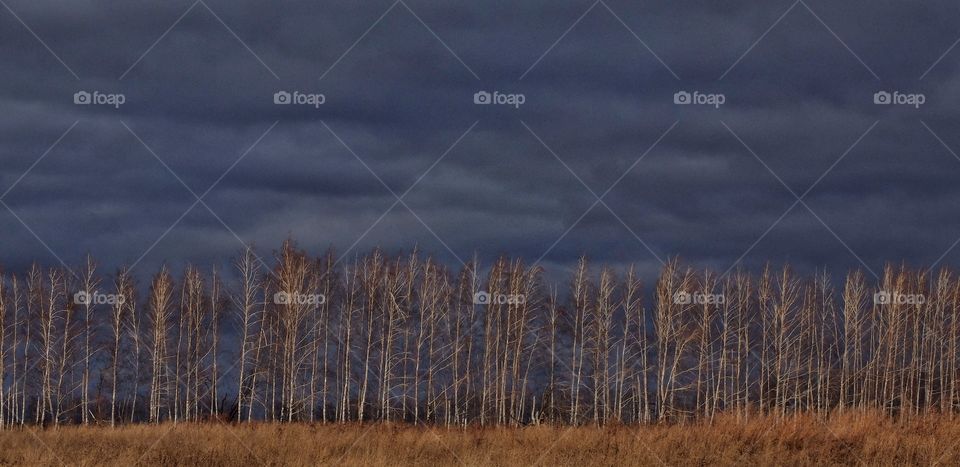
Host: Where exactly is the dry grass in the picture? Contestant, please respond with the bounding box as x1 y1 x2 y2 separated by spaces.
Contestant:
2 412 960 466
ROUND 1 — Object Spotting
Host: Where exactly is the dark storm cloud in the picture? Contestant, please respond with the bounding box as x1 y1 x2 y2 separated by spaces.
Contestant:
2 0 960 280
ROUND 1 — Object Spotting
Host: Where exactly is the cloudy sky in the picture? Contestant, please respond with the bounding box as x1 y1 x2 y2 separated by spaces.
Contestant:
2 0 960 281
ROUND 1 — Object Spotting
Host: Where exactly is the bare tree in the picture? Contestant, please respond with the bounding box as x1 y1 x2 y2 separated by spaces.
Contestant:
234 247 262 422
147 267 174 423
0 271 6 430
6 242 960 427
78 256 98 425
110 269 133 427
209 267 224 418
273 240 317 422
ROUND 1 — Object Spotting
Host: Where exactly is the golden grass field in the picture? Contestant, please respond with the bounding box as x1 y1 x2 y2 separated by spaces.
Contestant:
2 412 960 466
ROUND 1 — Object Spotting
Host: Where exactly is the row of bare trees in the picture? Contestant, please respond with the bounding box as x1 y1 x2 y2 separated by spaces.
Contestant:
0 240 958 427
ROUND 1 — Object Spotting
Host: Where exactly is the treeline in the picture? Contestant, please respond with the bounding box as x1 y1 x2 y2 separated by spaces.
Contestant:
0 240 956 427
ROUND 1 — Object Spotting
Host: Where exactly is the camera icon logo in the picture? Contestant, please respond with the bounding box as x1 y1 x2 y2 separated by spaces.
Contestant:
673 91 691 105
274 91 291 105
673 291 692 305
873 91 891 105
474 91 491 105
473 291 491 305
874 291 891 305
74 291 91 305
274 291 291 304
74 91 91 105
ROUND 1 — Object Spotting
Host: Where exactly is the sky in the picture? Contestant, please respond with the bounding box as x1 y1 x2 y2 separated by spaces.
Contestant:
2 0 960 282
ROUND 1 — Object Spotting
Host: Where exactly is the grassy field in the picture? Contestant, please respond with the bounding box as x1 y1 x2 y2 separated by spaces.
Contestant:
2 413 960 466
